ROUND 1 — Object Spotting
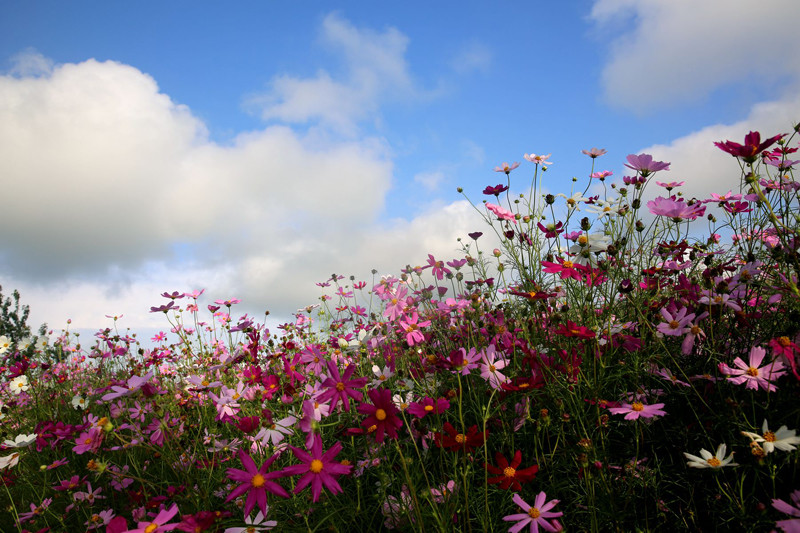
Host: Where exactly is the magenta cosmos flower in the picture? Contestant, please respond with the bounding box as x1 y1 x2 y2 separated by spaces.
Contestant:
503 491 563 532
124 503 181 533
316 360 368 412
608 401 667 420
280 438 352 502
486 202 517 223
624 153 670 177
719 346 786 392
772 489 800 532
225 450 289 517
357 388 403 442
714 130 785 163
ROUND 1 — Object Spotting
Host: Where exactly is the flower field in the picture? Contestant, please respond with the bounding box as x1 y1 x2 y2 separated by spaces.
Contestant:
2 126 799 532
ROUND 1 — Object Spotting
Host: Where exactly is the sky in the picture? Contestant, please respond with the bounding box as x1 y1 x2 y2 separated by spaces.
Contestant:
1 0 799 344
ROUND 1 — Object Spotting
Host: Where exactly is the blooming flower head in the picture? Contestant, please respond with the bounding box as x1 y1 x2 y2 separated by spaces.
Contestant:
316 360 368 412
225 450 289 517
719 346 786 392
624 153 670 177
494 162 520 175
524 153 552 166
647 196 706 221
280 438 352 502
714 130 785 163
607 401 667 421
357 388 403 443
502 491 563 533
741 419 800 454
406 397 450 419
8 375 29 395
434 422 487 453
222 509 277 532
582 147 607 158
684 443 738 469
125 503 181 533
484 450 539 491
486 202 517 223
772 489 800 532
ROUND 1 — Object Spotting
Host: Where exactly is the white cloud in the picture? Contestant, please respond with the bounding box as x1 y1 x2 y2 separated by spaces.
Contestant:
0 55 485 336
247 13 420 134
590 0 800 112
413 170 445 192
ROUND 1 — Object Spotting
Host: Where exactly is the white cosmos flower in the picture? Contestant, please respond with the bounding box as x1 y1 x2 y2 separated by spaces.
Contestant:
3 433 37 448
8 375 29 395
684 443 738 469
0 336 10 355
741 419 800 454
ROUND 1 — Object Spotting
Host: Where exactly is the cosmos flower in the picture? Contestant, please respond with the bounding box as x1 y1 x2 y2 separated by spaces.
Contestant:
225 450 289 517
741 420 800 454
684 443 737 469
502 491 563 533
280 439 352 502
719 346 786 392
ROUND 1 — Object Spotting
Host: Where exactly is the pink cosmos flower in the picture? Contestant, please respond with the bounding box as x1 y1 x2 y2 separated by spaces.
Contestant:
280 438 352 502
426 254 452 280
624 153 670 176
397 312 431 346
656 307 695 336
524 153 553 166
123 503 181 533
479 344 508 389
502 491 563 533
647 196 706 221
486 203 517 223
655 180 684 190
225 450 289 517
72 427 103 455
719 346 786 392
582 147 606 158
494 162 520 174
608 401 667 420
772 489 800 532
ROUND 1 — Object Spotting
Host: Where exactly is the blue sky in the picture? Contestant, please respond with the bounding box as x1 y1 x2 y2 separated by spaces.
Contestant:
1 1 799 342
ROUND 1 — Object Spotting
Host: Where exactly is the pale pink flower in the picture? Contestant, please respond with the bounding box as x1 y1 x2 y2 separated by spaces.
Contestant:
608 401 667 420
719 346 786 392
486 203 517 223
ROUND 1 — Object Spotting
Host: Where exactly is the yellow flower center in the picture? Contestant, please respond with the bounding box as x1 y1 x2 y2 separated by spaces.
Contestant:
489 364 496 373
310 459 324 473
145 525 159 533
706 457 721 467
778 336 791 347
578 235 588 245
375 409 387 421
424 405 434 412
251 474 265 488
746 367 759 377
528 507 541 519
669 320 680 329
503 466 516 478
763 431 776 442
631 402 644 412
455 434 467 444
336 382 345 391
562 260 573 268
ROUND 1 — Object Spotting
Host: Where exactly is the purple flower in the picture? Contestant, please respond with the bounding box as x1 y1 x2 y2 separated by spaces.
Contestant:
624 153 670 177
280 438 352 502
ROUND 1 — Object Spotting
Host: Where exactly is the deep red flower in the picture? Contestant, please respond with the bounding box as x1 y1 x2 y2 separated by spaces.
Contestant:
434 422 487 453
484 450 539 490
357 388 403 442
714 131 785 163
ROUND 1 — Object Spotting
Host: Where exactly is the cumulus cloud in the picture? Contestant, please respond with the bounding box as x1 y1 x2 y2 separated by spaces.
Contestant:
246 12 422 134
590 0 800 112
0 53 484 335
